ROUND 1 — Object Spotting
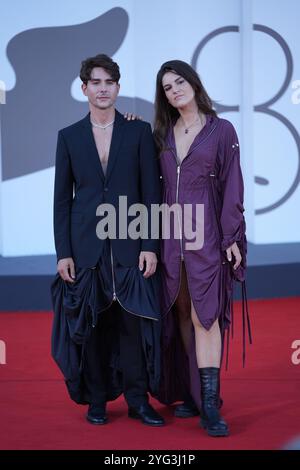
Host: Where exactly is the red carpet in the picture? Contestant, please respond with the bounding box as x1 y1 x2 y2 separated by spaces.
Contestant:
0 297 299 450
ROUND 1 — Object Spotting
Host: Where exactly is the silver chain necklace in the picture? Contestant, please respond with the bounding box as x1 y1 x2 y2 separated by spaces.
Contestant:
91 118 115 130
182 115 201 134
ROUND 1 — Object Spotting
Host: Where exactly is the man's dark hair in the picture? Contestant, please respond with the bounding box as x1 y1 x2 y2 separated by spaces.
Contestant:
80 54 120 85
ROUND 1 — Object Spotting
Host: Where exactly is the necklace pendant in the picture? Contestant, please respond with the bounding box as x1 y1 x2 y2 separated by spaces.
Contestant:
185 129 189 134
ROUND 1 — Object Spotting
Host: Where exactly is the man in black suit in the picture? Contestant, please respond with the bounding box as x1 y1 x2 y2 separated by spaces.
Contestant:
53 54 164 426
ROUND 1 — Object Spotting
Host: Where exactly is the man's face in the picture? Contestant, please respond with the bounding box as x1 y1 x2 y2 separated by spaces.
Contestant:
82 67 120 110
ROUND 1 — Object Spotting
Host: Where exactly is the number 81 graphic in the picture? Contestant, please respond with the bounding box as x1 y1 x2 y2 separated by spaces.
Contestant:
192 25 300 215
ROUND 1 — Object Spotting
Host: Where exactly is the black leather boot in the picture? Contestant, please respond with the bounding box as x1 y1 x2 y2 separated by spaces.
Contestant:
199 367 229 437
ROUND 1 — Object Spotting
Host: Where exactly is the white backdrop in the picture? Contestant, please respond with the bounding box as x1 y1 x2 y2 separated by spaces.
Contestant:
0 0 299 256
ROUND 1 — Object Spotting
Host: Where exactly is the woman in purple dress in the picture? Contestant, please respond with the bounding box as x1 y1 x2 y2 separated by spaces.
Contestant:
154 60 247 437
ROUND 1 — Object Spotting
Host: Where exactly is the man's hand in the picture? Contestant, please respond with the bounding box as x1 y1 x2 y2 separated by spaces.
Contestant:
57 257 76 282
226 242 242 270
139 251 157 278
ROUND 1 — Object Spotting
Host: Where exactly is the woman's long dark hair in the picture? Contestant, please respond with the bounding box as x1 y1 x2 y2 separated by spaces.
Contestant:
153 60 216 155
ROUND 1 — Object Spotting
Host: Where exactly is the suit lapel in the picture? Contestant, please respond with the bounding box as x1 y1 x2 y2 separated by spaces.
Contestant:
80 110 125 183
81 113 105 181
105 110 125 182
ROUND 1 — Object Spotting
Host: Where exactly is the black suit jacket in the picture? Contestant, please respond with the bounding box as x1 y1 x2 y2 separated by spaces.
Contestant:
53 110 161 268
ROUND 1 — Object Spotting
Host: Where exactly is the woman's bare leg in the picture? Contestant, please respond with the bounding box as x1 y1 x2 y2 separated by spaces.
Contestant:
174 263 192 353
191 303 221 368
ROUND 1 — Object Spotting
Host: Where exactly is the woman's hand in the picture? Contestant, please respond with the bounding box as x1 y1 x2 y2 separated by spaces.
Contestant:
226 242 242 270
124 112 143 121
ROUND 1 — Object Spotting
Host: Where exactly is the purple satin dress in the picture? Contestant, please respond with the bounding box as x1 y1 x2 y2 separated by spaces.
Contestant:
158 115 248 408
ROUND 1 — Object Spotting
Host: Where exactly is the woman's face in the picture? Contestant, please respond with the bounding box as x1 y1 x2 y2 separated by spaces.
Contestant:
162 71 195 109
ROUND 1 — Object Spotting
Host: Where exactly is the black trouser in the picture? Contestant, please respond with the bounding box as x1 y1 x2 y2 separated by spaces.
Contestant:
83 302 148 407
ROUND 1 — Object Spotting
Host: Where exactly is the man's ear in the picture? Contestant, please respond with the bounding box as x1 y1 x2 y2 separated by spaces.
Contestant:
81 83 87 96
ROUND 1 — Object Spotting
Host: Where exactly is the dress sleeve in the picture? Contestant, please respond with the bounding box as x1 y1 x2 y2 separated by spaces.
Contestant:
217 120 246 256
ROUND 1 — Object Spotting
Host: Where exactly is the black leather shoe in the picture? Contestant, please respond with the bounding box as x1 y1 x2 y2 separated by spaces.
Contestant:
128 403 165 427
174 395 223 418
174 400 200 418
86 404 108 425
